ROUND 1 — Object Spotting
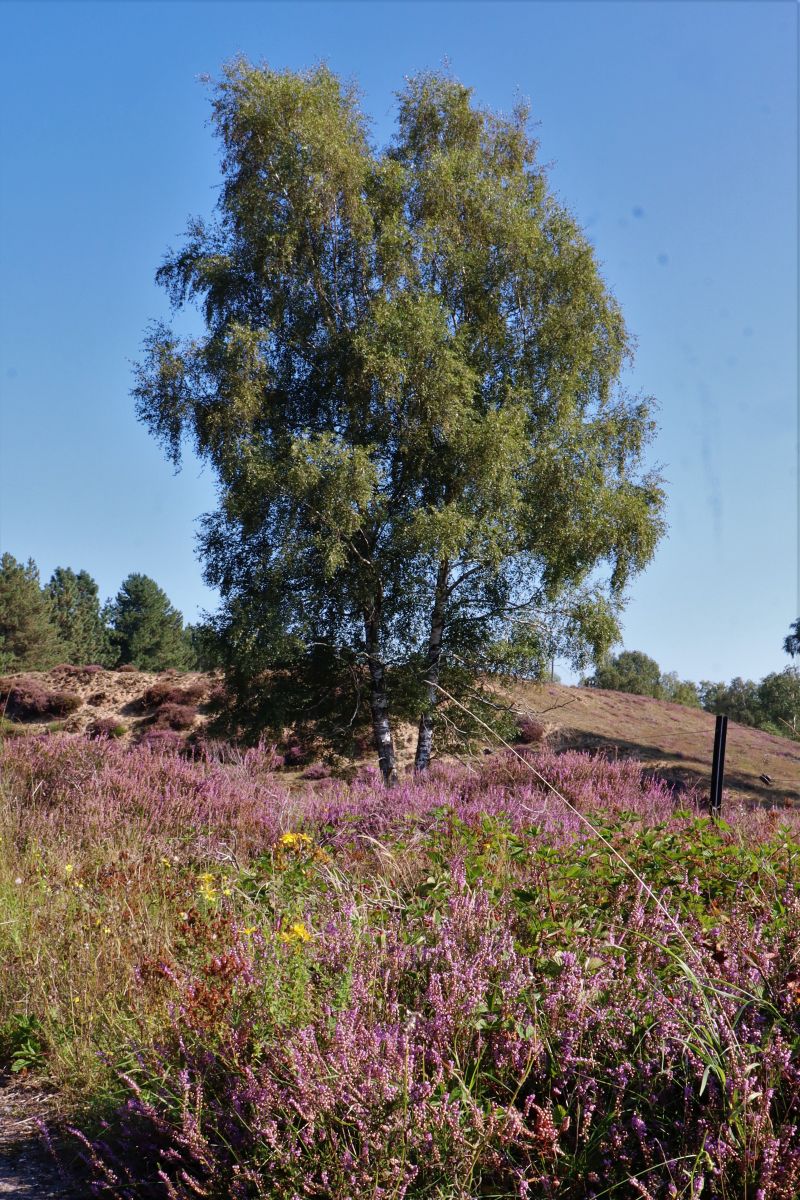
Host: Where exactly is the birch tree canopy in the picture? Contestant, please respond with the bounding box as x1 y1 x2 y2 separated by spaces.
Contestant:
134 61 666 781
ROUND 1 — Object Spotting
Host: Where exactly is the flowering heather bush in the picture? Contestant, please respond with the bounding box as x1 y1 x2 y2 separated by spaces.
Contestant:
87 718 126 740
205 683 229 709
514 714 547 744
53 664 105 679
152 702 197 730
77 868 800 1198
2 736 800 1197
137 728 189 754
282 741 310 767
0 676 82 719
141 681 206 709
0 734 795 862
300 760 332 780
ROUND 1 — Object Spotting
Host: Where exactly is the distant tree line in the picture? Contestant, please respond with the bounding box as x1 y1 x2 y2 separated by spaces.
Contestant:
0 552 210 673
585 639 800 741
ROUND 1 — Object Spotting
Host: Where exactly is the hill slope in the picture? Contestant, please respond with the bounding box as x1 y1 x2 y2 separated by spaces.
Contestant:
512 681 800 808
0 666 218 741
1 668 797 807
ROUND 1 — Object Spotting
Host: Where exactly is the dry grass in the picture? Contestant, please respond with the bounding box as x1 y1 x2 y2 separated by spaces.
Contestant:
511 681 800 808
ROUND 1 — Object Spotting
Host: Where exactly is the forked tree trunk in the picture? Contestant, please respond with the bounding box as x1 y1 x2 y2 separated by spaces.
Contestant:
414 560 449 774
364 606 398 787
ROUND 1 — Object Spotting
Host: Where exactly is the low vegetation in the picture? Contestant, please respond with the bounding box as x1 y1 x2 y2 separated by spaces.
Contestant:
0 675 82 720
2 733 800 1196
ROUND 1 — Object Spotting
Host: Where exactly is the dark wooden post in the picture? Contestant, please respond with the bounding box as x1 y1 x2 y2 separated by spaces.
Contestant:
709 714 728 819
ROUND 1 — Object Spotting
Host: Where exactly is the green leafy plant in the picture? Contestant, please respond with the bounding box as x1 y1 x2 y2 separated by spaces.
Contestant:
0 1013 47 1073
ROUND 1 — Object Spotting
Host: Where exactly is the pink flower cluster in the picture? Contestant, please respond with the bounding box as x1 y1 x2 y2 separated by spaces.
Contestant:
78 875 800 1198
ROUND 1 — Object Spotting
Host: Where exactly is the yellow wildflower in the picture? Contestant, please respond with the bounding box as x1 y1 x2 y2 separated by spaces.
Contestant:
65 863 74 876
280 921 311 945
197 871 218 901
279 832 312 850
242 926 257 937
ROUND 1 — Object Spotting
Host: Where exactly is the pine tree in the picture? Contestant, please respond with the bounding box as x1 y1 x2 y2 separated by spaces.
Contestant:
45 567 110 665
106 574 192 671
0 553 64 671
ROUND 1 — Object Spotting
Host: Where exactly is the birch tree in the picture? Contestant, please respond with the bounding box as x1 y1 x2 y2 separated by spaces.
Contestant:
134 61 665 781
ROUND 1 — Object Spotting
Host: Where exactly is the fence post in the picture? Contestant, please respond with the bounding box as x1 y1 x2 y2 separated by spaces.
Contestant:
709 714 728 819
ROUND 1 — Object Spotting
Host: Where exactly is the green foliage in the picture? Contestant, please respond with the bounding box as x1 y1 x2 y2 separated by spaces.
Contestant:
0 1013 47 1073
0 553 64 671
659 671 701 707
105 573 192 671
134 61 665 755
586 650 700 707
588 649 664 698
697 670 800 740
45 566 110 665
785 618 800 659
184 621 222 671
699 676 762 727
755 667 800 738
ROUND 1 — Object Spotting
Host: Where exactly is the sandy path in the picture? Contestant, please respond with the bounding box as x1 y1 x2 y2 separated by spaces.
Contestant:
0 1080 82 1197
0 1146 78 1197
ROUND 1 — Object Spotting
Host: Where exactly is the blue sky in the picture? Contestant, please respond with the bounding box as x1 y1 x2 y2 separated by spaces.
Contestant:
0 0 796 684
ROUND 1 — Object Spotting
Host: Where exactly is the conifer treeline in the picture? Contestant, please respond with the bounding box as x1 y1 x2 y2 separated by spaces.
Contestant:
0 552 207 673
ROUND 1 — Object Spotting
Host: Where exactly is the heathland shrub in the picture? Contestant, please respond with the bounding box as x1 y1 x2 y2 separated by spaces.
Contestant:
282 742 309 767
4 736 800 1198
152 702 197 731
205 683 228 709
300 760 332 780
141 681 206 709
0 677 82 719
86 718 126 740
75 855 800 1199
514 714 546 745
137 728 188 753
53 664 105 680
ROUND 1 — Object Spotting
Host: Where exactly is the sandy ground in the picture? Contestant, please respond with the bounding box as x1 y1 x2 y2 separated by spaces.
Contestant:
0 1078 81 1197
